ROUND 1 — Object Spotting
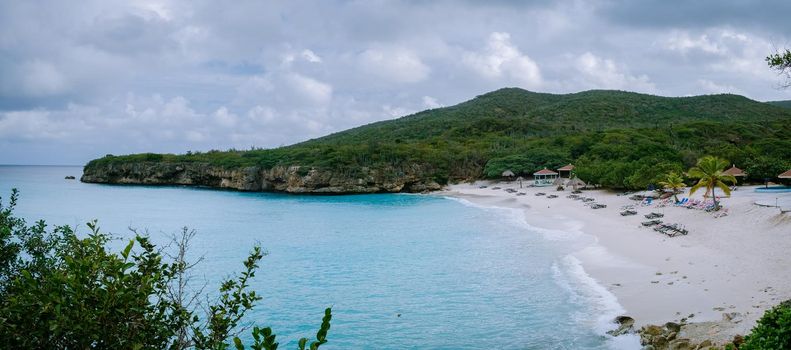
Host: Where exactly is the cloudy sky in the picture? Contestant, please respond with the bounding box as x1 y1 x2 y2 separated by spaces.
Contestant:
1 0 790 165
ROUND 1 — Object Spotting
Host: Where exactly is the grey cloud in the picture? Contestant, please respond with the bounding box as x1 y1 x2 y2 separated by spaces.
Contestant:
599 0 791 34
0 0 790 165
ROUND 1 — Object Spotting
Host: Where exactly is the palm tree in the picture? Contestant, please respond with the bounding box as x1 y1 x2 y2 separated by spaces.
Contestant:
658 171 685 202
687 156 737 209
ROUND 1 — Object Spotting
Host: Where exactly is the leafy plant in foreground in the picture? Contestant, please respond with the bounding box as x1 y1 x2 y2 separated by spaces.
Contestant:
0 189 331 349
740 300 791 350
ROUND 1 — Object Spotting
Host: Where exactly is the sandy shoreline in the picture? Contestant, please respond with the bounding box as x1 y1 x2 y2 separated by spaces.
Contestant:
440 181 791 343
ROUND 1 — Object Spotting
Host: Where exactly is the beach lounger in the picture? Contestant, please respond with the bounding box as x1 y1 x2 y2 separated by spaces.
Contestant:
641 220 662 226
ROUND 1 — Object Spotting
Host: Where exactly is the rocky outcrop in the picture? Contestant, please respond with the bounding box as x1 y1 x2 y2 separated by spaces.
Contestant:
607 315 636 336
637 318 744 350
80 162 444 194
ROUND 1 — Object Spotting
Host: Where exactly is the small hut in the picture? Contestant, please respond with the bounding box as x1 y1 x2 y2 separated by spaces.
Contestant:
566 177 587 191
723 165 746 179
779 169 791 185
533 168 559 187
502 170 515 181
557 164 575 178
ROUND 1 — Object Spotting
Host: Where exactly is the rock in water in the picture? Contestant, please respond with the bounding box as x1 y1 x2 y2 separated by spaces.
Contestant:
607 315 635 336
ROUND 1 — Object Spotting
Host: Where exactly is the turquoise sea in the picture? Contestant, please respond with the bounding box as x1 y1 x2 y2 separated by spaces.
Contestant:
0 166 638 349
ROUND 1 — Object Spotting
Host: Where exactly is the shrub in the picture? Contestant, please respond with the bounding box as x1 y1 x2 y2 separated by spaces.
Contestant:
0 189 331 349
741 300 791 350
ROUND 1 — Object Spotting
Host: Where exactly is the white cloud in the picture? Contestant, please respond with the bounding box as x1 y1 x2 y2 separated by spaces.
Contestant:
422 96 442 109
462 32 542 88
285 73 333 104
664 32 725 55
382 104 414 118
301 49 322 63
359 47 430 83
696 79 743 95
213 106 238 127
573 52 656 92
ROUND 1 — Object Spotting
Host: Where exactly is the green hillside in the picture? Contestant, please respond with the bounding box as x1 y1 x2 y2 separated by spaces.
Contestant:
768 100 791 109
86 88 791 190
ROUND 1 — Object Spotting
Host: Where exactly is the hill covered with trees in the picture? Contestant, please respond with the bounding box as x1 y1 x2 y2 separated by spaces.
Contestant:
767 100 791 109
83 88 791 192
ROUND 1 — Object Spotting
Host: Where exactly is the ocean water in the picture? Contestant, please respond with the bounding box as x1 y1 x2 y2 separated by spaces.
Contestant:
0 166 638 349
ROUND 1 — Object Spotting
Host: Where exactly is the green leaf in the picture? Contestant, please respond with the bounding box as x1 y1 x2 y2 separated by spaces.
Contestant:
122 239 134 259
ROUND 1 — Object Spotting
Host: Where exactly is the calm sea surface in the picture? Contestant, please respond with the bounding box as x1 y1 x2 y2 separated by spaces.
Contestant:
0 165 638 349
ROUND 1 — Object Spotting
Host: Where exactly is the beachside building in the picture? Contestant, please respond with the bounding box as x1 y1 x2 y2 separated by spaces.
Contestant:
557 164 574 178
533 168 558 187
779 169 791 183
502 170 515 180
723 165 746 183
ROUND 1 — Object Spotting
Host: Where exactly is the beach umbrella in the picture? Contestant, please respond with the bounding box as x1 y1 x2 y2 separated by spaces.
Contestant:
516 176 524 188
566 177 587 190
502 170 515 178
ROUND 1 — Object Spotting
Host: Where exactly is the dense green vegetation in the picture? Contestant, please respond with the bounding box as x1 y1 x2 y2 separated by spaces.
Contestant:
740 299 791 350
767 100 791 109
0 189 331 349
86 88 791 190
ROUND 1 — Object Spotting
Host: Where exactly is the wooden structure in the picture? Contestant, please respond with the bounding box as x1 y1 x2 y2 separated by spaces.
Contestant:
533 168 559 187
556 164 575 178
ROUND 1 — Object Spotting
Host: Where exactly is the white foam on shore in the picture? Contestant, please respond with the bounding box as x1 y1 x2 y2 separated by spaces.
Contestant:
443 196 586 241
552 255 641 349
445 195 641 349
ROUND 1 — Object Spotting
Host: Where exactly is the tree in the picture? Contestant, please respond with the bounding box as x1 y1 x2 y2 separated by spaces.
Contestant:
767 49 791 88
687 156 737 209
0 189 331 349
658 171 685 202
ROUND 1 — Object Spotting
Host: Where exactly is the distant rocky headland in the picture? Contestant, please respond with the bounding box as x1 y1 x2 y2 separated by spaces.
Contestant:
81 162 442 194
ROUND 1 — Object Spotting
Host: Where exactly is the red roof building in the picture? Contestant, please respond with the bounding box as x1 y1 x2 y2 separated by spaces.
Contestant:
557 164 575 172
534 168 559 176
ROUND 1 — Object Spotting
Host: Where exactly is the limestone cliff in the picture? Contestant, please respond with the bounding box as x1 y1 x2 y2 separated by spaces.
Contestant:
80 162 443 194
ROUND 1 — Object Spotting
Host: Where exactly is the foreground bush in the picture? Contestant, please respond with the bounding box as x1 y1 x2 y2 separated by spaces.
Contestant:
0 189 330 349
740 300 791 350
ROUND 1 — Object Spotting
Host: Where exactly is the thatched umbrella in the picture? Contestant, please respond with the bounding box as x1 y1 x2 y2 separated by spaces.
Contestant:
723 165 746 178
516 176 525 188
553 176 566 190
566 177 587 191
502 170 515 178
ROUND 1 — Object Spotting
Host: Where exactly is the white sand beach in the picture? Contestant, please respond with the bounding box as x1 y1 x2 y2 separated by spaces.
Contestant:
442 182 791 342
